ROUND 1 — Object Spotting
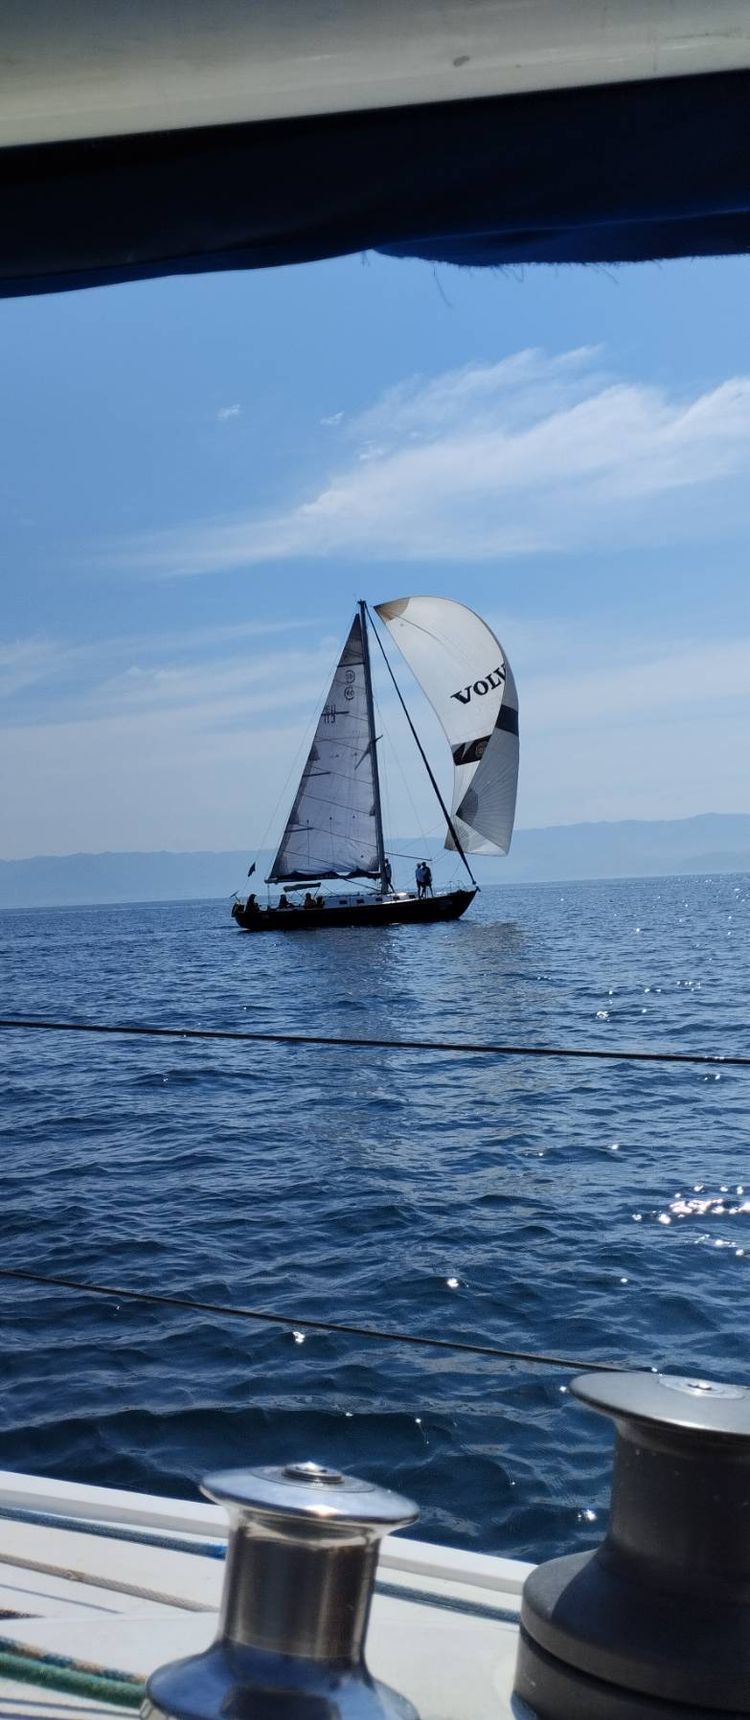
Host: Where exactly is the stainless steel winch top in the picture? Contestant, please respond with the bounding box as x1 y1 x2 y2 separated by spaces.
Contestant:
202 1459 415 1530
571 1367 750 1436
143 1459 420 1720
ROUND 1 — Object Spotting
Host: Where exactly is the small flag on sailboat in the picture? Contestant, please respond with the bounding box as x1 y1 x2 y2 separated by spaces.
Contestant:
247 863 256 877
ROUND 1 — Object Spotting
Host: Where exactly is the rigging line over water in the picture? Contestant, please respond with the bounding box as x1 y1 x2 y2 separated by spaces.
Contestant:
0 1015 748 1068
0 1268 624 1374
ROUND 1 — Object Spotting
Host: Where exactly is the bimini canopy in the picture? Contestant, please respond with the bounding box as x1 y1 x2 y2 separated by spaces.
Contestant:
1 2 750 296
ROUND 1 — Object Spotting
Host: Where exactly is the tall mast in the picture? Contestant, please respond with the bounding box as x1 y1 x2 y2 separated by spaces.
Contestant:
359 600 389 896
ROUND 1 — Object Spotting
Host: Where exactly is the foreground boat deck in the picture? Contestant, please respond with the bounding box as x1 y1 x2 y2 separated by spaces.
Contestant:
0 1469 528 1718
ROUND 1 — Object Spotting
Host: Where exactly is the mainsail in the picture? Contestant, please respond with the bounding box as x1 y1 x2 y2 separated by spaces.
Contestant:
267 614 382 883
374 596 519 855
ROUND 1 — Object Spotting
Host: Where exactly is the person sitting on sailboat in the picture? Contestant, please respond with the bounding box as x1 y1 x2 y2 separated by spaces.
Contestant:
278 893 290 910
245 893 260 913
303 893 316 910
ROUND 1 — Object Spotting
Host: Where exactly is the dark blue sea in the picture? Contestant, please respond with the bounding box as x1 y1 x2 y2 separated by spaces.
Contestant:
0 875 748 1562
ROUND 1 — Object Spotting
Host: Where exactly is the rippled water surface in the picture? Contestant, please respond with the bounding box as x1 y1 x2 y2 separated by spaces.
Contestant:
0 875 748 1560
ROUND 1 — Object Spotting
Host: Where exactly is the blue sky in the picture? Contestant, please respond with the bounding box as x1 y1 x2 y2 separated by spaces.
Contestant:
1 251 749 859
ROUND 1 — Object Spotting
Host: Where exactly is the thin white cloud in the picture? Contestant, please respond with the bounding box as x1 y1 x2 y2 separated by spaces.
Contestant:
349 347 603 442
216 403 242 420
111 349 750 575
0 615 328 726
0 639 70 700
320 410 344 427
87 643 336 725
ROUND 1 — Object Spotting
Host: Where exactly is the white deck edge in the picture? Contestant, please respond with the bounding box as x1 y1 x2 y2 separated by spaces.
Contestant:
0 1470 533 1594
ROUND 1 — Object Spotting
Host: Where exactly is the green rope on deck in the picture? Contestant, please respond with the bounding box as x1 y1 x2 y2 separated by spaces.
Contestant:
0 1636 145 1708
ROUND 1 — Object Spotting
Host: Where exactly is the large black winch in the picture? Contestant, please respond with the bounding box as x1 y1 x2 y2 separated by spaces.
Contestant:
514 1369 750 1719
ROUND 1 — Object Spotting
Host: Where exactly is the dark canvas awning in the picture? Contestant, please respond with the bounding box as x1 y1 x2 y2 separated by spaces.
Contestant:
2 4 750 295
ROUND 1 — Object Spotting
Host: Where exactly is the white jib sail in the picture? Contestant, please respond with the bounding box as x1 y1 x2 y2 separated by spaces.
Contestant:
374 596 519 855
268 614 381 882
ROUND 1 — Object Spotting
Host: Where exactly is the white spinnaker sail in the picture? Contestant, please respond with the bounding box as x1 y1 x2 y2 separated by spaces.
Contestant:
375 596 519 855
268 614 381 882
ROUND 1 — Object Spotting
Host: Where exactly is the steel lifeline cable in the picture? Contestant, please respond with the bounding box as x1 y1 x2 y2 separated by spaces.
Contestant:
0 1015 739 1376
0 1015 747 1067
0 1265 626 1373
0 1019 739 1369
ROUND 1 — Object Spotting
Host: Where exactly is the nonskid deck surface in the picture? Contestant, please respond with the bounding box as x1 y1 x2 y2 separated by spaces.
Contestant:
233 887 476 931
0 1468 527 1719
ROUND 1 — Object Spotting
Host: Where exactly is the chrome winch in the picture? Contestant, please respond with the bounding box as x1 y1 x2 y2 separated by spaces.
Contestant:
143 1458 420 1720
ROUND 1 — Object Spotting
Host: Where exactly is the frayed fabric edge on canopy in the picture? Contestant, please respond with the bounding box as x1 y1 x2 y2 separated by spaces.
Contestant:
1 69 750 297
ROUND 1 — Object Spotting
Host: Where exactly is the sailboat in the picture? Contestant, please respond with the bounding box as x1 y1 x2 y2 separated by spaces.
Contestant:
231 596 519 931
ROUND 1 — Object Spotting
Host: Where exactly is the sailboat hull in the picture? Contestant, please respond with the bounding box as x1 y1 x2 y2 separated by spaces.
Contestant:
232 887 476 932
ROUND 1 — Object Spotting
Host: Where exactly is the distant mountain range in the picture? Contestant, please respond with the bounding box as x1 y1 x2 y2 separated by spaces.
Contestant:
2 814 749 908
